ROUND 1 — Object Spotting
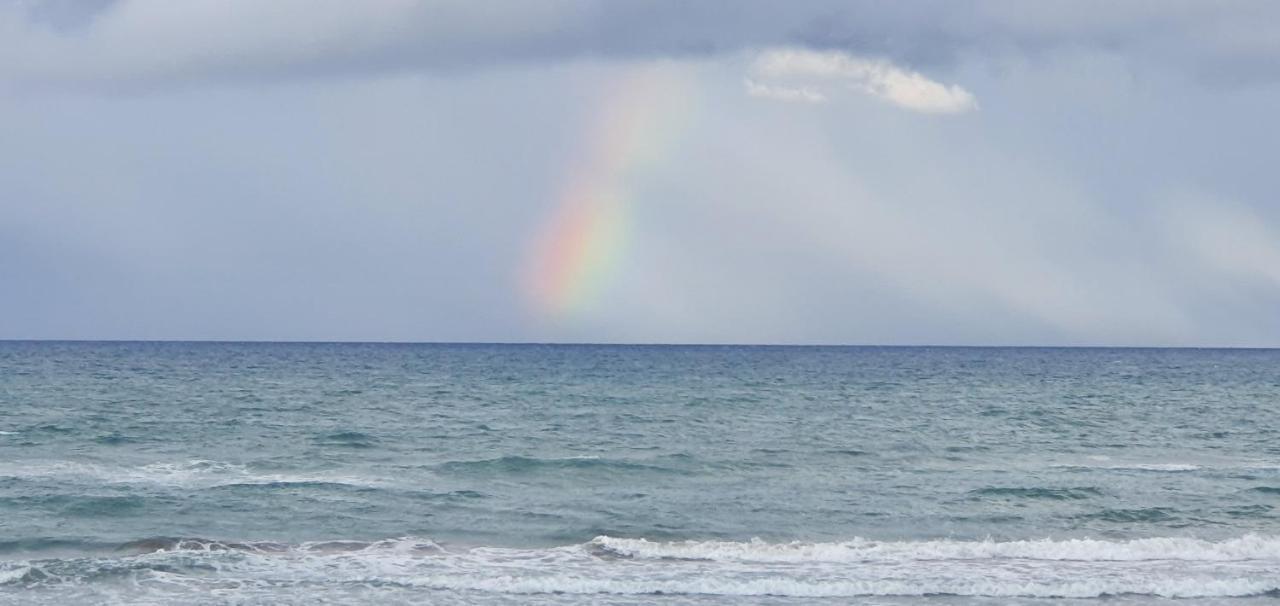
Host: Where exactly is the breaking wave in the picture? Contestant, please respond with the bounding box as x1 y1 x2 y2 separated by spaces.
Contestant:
588 534 1280 563
0 460 387 490
1 535 1278 600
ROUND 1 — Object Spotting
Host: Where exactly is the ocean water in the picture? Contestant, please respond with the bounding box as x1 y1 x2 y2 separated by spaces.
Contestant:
0 342 1277 604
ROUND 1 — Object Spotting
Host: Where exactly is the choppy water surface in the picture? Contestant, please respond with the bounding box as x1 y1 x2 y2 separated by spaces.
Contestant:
0 342 1277 604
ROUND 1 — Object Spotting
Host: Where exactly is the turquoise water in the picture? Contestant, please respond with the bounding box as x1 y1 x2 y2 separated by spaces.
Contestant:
0 342 1277 604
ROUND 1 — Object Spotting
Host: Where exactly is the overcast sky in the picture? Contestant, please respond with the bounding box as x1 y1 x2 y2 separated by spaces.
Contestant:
3 1 1280 345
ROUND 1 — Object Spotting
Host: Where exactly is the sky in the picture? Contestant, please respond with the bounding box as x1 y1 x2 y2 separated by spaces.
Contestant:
3 0 1280 346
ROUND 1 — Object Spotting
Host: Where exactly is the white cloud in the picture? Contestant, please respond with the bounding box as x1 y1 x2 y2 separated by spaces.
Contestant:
747 47 978 114
743 78 826 103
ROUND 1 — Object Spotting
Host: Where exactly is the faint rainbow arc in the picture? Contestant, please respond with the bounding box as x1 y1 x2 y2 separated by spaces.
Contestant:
522 67 695 320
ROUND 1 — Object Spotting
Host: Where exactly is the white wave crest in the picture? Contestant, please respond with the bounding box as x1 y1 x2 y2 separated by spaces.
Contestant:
1052 456 1280 472
589 534 1280 563
0 459 386 489
394 575 1278 598
1054 462 1203 472
6 535 1277 600
0 567 30 585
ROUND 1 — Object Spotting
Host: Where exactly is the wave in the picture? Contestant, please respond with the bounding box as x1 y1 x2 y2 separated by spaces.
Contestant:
117 536 445 555
1054 462 1203 472
1 535 1277 599
359 576 1280 599
0 536 443 558
0 459 387 490
1052 457 1280 473
1078 507 1181 523
312 431 380 449
588 534 1280 563
435 455 689 476
92 434 141 445
969 486 1102 500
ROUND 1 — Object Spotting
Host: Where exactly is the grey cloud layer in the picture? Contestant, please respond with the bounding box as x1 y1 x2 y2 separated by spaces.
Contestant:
5 0 1280 86
4 2 1280 345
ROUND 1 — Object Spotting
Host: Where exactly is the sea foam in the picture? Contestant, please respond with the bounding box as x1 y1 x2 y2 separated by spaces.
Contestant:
3 535 1278 600
0 459 387 490
588 534 1280 563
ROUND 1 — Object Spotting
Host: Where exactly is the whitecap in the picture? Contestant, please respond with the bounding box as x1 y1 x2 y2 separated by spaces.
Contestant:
0 459 388 490
1053 461 1202 472
588 533 1280 563
0 566 30 585
9 534 1276 600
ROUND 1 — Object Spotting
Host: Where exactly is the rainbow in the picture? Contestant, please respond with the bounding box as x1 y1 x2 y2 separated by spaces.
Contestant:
522 65 695 321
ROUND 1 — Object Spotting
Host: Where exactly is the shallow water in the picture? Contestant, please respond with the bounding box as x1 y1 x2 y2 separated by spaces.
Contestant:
0 342 1277 604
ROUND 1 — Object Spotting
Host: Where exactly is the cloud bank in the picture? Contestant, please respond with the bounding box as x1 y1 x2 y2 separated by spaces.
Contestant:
4 1 1280 88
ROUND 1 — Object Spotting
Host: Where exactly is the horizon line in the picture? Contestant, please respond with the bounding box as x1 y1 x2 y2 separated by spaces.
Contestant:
1 339 1277 350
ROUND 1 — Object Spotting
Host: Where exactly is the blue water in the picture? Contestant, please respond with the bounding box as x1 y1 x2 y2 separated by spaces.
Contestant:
0 342 1278 604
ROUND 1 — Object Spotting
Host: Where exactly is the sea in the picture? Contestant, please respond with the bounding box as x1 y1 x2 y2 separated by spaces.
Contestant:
0 342 1277 604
